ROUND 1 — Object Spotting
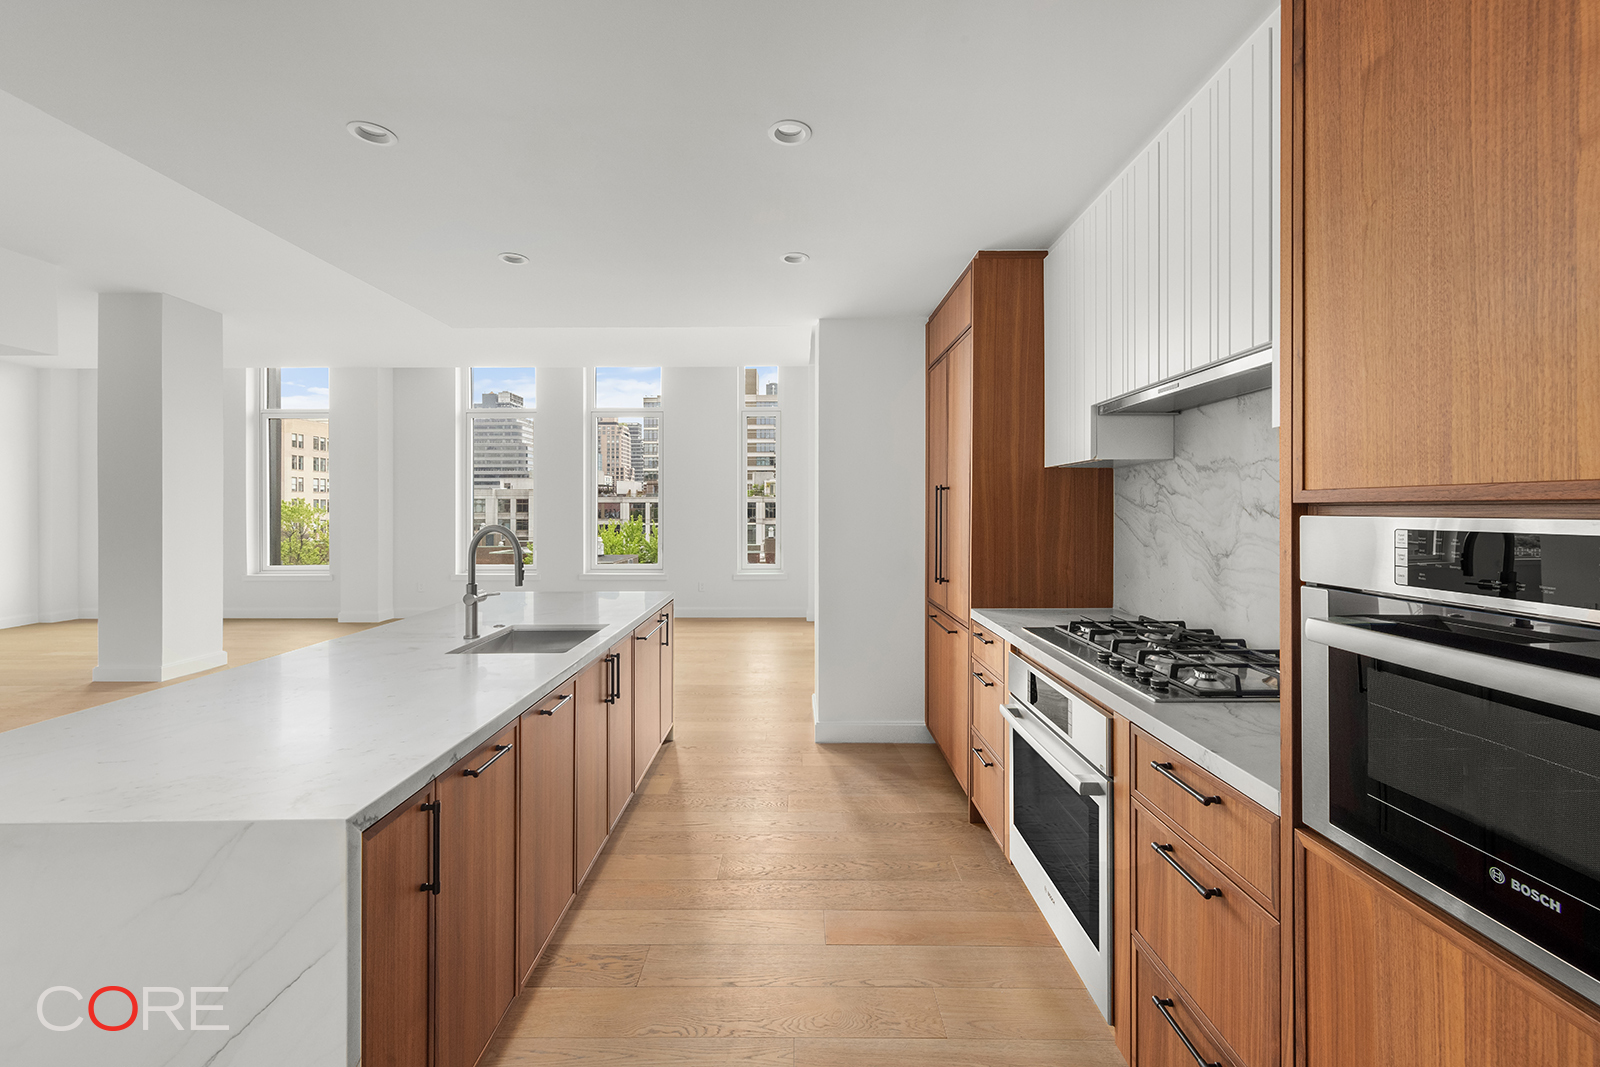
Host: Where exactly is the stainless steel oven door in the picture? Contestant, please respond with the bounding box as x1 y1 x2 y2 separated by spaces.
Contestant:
1003 699 1112 1020
1304 584 1600 1007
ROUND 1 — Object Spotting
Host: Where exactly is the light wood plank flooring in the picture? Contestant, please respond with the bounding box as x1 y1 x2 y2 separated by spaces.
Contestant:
0 617 391 733
484 617 1119 1067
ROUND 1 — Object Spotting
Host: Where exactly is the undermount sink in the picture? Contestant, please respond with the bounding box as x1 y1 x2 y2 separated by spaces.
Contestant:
450 626 603 655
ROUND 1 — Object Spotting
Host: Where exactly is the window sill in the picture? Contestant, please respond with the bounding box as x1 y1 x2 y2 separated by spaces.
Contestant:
732 570 787 581
578 571 670 581
245 568 333 582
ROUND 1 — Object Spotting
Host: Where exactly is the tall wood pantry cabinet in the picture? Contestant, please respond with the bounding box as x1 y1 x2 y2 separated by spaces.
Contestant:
925 251 1113 789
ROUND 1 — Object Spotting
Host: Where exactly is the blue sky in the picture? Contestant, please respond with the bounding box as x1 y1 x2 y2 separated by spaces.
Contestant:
595 367 662 408
278 367 329 409
473 368 537 407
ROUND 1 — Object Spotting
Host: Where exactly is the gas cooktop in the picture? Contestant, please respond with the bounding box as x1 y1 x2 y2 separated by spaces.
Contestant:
1024 615 1280 702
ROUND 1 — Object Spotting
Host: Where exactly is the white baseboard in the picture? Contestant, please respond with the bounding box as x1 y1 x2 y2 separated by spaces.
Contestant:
0 611 41 630
813 719 935 744
93 649 229 682
40 609 83 624
675 607 811 619
223 608 340 619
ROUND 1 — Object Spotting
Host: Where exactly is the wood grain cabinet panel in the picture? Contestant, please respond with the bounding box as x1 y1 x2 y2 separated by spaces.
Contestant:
1135 802 1278 1067
574 656 610 885
969 658 1004 758
435 723 518 1067
1133 729 1278 911
659 603 674 742
361 780 435 1067
968 726 1006 854
925 608 969 792
926 352 950 613
518 681 576 986
1134 944 1244 1067
943 333 973 625
1302 833 1600 1067
606 637 634 830
970 623 1003 677
632 616 662 789
1300 0 1600 494
927 266 973 365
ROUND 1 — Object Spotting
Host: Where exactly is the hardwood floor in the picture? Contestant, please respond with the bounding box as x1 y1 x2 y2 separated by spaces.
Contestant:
0 616 391 733
483 617 1118 1067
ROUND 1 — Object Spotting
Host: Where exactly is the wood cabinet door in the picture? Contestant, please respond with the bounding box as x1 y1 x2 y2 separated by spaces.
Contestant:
574 657 609 884
632 616 662 789
1300 0 1600 493
361 780 434 1067
969 658 1004 758
518 682 576 986
926 353 950 610
659 603 674 742
434 723 518 1067
943 332 972 625
606 638 634 830
1302 834 1600 1067
925 608 969 793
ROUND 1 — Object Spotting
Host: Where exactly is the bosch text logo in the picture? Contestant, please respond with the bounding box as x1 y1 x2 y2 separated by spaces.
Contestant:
1504 877 1563 914
36 986 228 1032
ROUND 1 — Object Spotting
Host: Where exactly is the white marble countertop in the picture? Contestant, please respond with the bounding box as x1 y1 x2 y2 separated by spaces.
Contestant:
971 608 1281 813
0 591 673 827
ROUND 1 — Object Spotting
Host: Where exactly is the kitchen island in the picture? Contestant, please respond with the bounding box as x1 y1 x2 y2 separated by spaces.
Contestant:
0 591 672 1067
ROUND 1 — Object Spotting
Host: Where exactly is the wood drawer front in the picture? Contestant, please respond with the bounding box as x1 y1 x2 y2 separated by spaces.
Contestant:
1134 730 1278 910
1135 802 1279 1067
970 658 1004 755
1135 945 1243 1067
970 624 1004 676
928 268 972 364
968 727 1005 851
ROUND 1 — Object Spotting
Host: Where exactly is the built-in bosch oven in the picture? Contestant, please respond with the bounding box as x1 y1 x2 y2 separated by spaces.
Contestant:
1003 651 1112 1020
1302 516 1600 1006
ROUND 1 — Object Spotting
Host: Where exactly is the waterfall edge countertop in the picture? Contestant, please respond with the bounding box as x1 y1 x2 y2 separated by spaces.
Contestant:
0 591 674 827
972 607 1281 813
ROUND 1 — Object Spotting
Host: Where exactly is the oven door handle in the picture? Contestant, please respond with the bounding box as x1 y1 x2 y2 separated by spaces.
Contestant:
1304 616 1600 717
1002 703 1106 797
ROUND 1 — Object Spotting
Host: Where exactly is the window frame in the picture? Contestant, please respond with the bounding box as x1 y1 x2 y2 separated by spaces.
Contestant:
458 368 539 578
736 367 783 575
251 367 332 578
585 368 664 576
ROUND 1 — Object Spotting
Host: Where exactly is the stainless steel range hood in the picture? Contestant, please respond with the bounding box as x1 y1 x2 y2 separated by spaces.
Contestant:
1096 344 1273 416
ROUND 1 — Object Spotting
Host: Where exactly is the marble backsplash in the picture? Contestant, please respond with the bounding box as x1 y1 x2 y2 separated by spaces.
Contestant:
1113 388 1280 649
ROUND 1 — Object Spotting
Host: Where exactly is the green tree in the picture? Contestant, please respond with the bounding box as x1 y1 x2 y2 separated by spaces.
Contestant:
279 498 330 565
597 518 658 564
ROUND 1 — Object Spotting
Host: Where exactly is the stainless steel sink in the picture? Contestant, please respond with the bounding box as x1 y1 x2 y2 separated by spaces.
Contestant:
449 626 603 655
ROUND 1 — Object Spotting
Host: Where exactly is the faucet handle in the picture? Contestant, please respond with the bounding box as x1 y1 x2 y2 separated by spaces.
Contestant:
462 591 501 605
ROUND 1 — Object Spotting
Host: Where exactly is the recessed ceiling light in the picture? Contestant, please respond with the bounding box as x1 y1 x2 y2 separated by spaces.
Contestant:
782 252 809 265
499 252 530 265
346 120 398 146
768 120 812 146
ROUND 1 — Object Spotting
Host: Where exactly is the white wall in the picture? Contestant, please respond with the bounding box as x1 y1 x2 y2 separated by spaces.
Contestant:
0 362 41 628
333 367 395 623
813 318 930 743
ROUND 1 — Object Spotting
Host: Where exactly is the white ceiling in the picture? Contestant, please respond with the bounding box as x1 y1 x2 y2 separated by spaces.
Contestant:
0 0 1275 365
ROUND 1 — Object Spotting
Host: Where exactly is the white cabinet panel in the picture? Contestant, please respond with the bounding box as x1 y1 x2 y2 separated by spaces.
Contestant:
1107 174 1127 400
1186 83 1216 371
1160 119 1188 383
1131 143 1159 391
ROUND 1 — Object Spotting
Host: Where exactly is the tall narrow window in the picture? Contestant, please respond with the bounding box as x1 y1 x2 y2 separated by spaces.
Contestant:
464 368 536 570
740 366 780 569
591 368 662 569
260 368 330 567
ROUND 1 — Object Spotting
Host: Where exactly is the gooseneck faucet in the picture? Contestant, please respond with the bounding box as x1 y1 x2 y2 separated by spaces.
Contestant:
464 524 525 640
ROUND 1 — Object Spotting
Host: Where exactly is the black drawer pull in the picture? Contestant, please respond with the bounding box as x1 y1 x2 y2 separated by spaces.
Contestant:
536 693 572 717
420 800 441 895
974 631 995 645
464 743 513 777
971 746 994 769
1152 842 1221 900
1150 761 1221 806
971 671 994 687
928 614 957 636
1152 997 1221 1067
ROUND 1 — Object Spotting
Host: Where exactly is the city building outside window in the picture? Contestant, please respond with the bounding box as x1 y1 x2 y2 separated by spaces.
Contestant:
463 368 537 571
739 366 780 569
259 368 330 567
591 368 661 570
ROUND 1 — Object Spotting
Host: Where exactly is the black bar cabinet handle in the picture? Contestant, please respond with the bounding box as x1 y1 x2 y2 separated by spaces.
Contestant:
971 746 994 768
1151 997 1221 1067
660 612 670 646
1150 761 1221 806
464 743 513 777
420 800 441 895
537 693 572 717
1152 842 1221 900
972 671 994 688
928 614 957 636
975 631 995 645
637 617 667 641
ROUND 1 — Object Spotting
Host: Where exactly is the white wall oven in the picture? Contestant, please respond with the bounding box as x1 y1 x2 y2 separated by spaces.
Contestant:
1004 651 1112 1020
1303 515 1600 1007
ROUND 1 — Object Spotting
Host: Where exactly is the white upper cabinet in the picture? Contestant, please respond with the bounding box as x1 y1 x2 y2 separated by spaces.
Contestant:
1045 9 1280 465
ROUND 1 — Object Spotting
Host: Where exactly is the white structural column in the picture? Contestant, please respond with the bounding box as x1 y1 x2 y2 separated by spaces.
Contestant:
813 317 932 743
333 367 396 623
94 294 226 681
